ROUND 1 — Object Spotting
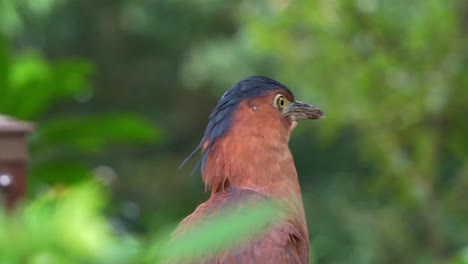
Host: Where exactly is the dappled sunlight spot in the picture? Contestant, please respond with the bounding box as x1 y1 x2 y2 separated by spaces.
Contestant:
0 173 12 187
92 165 118 186
267 0 291 13
121 200 141 220
356 0 378 14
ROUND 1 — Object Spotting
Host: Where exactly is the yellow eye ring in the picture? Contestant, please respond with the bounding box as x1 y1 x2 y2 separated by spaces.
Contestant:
275 94 286 109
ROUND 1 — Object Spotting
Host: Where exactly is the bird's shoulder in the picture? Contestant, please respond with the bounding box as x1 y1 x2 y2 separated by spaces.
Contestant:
171 188 308 264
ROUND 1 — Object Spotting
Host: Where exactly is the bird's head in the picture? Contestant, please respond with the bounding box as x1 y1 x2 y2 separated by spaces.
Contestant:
180 76 324 193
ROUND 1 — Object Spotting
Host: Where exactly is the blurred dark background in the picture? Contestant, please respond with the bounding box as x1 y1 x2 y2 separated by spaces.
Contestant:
1 0 468 263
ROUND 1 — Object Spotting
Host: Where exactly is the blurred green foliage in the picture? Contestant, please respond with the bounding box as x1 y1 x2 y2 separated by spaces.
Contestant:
0 183 139 264
1 0 468 263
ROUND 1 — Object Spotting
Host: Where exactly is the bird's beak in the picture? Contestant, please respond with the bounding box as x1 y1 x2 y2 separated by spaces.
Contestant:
283 101 325 121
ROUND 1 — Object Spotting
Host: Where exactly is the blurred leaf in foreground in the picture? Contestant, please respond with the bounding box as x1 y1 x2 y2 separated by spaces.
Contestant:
0 182 140 264
156 201 280 263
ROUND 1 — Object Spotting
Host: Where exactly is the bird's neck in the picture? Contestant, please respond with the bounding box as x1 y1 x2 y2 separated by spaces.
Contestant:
202 115 309 243
202 130 309 242
203 126 303 203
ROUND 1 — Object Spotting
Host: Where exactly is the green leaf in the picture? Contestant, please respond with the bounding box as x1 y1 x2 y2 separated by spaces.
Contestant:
5 53 93 119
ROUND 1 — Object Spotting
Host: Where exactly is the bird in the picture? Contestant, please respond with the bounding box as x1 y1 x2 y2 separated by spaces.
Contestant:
170 76 324 264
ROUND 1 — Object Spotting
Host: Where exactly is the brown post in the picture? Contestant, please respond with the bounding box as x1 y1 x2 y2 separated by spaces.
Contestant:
0 115 34 209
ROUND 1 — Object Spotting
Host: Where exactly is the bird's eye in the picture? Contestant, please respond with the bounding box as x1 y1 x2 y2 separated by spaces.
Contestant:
276 95 286 109
275 94 286 110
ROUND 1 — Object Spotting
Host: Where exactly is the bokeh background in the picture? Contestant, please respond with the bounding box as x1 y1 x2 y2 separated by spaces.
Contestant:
1 0 468 263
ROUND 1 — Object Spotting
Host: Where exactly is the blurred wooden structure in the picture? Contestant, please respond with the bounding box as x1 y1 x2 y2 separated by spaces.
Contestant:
0 115 34 209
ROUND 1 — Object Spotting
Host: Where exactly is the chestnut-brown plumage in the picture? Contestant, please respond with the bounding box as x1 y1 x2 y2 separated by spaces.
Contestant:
172 76 324 264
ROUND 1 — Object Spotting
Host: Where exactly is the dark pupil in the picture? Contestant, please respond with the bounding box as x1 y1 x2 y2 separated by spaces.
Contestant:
279 98 284 107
